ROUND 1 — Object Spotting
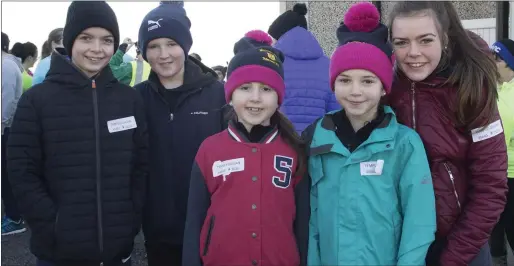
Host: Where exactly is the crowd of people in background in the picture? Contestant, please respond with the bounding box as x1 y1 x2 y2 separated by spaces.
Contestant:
1 1 514 266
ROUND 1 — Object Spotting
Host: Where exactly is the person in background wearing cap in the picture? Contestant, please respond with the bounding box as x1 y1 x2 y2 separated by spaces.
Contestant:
489 38 514 266
182 29 309 266
268 3 339 135
303 3 435 265
135 3 227 265
1 31 26 236
109 38 151 86
6 2 148 265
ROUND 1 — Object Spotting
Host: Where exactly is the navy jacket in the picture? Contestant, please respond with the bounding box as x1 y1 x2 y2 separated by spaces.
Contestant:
135 56 229 244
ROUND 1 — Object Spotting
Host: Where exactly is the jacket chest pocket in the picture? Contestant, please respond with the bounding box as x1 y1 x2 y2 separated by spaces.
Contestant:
185 109 222 136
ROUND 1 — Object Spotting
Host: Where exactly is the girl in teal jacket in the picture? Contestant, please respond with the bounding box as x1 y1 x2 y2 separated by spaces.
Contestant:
304 3 436 265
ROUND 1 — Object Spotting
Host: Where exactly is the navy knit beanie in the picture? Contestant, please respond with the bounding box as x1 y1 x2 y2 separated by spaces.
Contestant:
225 30 286 105
138 2 192 60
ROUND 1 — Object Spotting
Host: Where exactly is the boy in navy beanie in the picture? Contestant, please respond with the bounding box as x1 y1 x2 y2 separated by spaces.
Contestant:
134 2 227 266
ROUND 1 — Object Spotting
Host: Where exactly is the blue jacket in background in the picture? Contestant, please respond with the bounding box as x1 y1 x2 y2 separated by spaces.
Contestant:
32 56 51 86
274 26 339 134
305 106 436 266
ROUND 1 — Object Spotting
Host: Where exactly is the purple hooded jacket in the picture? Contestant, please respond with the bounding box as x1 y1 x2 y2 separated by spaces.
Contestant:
274 26 339 134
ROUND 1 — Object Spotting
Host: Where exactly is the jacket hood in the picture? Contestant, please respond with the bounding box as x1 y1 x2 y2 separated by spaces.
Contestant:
148 54 219 90
45 52 118 89
2 53 24 72
274 26 324 60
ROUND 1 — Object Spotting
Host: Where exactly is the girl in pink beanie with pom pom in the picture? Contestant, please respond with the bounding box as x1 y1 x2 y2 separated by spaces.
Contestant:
182 30 309 266
303 2 436 265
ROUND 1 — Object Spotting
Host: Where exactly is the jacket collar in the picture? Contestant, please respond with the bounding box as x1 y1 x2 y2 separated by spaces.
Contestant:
311 106 398 157
394 64 455 88
227 120 279 144
147 56 218 93
44 52 117 89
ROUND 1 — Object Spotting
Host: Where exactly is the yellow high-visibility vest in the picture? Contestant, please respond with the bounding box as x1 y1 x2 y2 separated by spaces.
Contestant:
130 60 151 87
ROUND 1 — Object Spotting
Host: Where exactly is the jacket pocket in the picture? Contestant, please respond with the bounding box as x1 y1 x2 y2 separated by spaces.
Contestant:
202 215 216 256
443 162 461 211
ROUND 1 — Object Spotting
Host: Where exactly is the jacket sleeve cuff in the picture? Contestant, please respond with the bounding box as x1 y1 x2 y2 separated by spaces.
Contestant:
119 43 128 54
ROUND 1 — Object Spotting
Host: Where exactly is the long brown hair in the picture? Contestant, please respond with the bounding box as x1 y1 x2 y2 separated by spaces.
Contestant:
388 2 500 130
41 40 51 59
47 28 63 52
227 109 307 176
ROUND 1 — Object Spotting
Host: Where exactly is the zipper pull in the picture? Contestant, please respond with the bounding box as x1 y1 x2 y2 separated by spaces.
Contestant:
169 113 174 121
92 79 97 89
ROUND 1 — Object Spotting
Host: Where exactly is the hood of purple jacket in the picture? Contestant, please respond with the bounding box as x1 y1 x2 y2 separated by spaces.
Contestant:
274 26 325 60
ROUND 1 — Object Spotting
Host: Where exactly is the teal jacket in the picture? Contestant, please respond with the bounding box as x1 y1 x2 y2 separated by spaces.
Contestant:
306 106 436 266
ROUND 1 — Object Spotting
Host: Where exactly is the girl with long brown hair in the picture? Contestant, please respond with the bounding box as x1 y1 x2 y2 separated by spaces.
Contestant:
386 2 508 266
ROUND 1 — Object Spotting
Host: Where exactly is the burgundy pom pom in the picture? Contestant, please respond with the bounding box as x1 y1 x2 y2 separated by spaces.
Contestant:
245 30 272 46
343 2 380 33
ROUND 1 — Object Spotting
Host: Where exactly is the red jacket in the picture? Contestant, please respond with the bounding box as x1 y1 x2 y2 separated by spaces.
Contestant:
387 72 508 266
182 122 309 266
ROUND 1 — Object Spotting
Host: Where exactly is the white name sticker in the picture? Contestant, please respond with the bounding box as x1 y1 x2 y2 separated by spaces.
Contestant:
212 158 245 181
471 119 503 143
360 159 384 176
107 116 137 133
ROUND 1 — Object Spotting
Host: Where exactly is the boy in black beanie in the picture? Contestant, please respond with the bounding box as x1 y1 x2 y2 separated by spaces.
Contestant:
134 2 228 266
7 2 148 266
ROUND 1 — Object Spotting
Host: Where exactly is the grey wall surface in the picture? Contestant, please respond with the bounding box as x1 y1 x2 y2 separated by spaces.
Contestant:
284 1 496 56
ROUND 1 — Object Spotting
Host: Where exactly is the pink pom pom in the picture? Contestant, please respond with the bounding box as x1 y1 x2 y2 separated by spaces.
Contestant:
344 2 380 32
245 30 272 46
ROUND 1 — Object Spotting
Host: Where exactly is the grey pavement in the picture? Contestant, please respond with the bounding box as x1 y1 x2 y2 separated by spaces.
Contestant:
1 230 148 266
1 228 513 266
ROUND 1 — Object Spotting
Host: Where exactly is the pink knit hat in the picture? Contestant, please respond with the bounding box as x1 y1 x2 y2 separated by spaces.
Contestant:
330 2 394 94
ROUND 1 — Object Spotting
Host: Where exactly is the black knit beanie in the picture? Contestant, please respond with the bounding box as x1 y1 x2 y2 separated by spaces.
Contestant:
63 1 120 56
268 3 308 41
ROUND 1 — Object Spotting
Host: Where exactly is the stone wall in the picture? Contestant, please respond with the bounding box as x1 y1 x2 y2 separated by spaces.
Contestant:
284 1 496 55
